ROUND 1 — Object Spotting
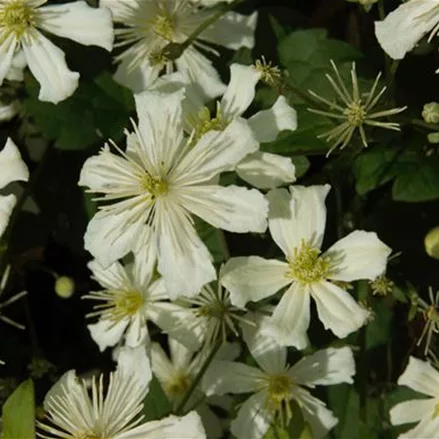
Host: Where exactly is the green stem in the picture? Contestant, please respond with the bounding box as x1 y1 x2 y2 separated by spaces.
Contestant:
174 338 222 415
217 229 230 261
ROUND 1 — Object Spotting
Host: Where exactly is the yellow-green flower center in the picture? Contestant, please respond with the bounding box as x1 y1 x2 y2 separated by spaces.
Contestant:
151 13 175 41
189 105 226 146
0 0 35 40
166 373 192 398
141 174 169 198
344 100 366 127
113 290 144 319
286 241 330 284
265 374 294 422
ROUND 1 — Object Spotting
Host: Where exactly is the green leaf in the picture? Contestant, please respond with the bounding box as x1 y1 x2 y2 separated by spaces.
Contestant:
141 375 172 422
24 72 134 151
292 156 310 179
195 217 226 264
2 379 35 439
365 299 393 350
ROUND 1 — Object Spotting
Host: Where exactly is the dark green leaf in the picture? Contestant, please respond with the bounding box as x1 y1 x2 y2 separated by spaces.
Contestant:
141 375 172 421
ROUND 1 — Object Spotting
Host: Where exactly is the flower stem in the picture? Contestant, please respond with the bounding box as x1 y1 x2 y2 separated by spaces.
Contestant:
174 338 222 415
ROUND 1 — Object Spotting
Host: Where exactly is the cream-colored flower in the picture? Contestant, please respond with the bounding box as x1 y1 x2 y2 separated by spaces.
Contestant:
153 63 297 189
101 0 256 98
221 185 391 348
79 89 268 299
0 0 113 103
202 314 355 439
39 345 206 439
390 356 439 438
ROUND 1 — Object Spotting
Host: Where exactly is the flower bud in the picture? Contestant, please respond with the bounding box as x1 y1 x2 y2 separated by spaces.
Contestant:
422 102 439 124
55 276 75 299
428 132 439 144
425 226 439 260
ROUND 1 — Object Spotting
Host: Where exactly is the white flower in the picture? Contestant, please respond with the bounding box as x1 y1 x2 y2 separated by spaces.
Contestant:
375 0 439 64
39 345 206 439
83 227 180 352
221 185 391 348
390 356 439 438
153 281 251 351
101 0 256 98
201 315 356 439
154 63 298 189
0 0 114 103
151 338 238 438
0 137 28 237
79 89 268 299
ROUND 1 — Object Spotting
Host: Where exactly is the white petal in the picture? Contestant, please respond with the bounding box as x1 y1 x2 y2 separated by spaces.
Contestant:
398 356 439 397
117 411 206 439
230 391 273 439
175 46 226 100
173 117 258 186
267 185 330 258
396 416 439 439
134 89 185 173
83 209 145 267
375 0 439 60
310 281 370 338
242 313 287 374
221 63 260 118
236 151 296 189
150 303 206 351
132 226 157 289
290 347 355 386
0 101 19 121
261 282 311 349
220 256 290 308
22 32 79 103
6 49 27 82
248 95 298 143
88 318 129 352
156 200 215 299
326 230 392 282
38 1 114 51
178 184 268 233
0 194 16 238
0 35 17 85
87 259 130 290
390 399 437 426
201 360 264 396
169 337 193 371
116 344 152 392
0 138 29 189
151 342 175 386
114 54 160 93
100 0 140 22
43 370 83 411
125 314 148 348
200 11 257 50
295 387 338 439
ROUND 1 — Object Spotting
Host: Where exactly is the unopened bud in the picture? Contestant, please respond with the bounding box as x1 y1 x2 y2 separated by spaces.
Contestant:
425 226 439 260
423 102 439 124
55 276 75 299
428 132 439 144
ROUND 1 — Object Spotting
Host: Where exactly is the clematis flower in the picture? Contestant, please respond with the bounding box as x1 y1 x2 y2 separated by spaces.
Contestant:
201 314 356 439
0 0 114 103
83 227 180 352
375 0 439 64
39 345 206 439
79 89 268 299
151 338 238 438
154 63 298 189
101 0 256 98
390 356 439 438
0 137 28 237
221 184 391 348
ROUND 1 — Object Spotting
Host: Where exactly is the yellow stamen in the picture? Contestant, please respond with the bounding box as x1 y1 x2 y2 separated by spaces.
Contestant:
0 0 35 40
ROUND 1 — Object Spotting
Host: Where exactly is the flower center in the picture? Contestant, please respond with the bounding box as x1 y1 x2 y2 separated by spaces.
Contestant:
76 433 105 439
344 100 366 127
189 104 226 146
166 373 192 398
151 13 175 41
141 173 169 198
0 0 35 40
286 241 330 284
114 290 144 318
265 374 294 423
